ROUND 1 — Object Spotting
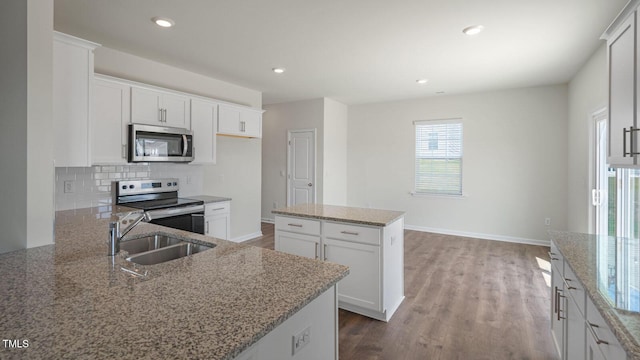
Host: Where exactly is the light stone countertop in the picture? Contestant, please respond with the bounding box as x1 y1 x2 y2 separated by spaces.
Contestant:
187 195 232 204
550 231 640 359
0 206 348 360
272 203 405 227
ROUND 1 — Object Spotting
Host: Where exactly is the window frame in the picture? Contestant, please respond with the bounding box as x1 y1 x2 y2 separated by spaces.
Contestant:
413 118 464 197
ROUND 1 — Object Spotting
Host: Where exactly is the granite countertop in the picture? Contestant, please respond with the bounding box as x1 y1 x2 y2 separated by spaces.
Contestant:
0 206 348 359
187 195 232 204
272 203 405 227
550 231 640 359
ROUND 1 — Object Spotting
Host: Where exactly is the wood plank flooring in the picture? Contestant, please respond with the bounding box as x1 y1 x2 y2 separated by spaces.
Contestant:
246 223 557 360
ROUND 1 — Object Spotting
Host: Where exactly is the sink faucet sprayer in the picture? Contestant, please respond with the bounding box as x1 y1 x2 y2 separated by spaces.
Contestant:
108 212 148 256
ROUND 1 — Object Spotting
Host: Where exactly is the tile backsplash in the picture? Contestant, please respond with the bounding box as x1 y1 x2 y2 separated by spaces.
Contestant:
55 163 204 211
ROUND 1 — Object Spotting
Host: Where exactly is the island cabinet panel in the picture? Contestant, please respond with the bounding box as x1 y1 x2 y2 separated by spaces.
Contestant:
274 214 404 322
586 296 627 360
204 201 230 240
324 237 381 311
233 285 338 360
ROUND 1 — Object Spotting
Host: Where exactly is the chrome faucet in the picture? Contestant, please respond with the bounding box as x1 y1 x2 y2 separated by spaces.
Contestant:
108 212 147 256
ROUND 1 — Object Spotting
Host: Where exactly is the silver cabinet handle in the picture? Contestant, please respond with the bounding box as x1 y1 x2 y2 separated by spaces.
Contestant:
315 243 318 259
287 223 303 228
548 251 559 261
587 322 609 345
341 231 359 236
554 286 559 315
212 208 225 211
323 244 327 260
206 220 210 234
557 292 566 320
159 108 163 122
163 109 167 122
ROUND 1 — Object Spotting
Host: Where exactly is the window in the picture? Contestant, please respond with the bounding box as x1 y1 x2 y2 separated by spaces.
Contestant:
414 119 463 195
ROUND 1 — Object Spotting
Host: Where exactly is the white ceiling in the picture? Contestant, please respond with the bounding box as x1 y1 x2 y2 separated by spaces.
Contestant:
54 0 628 105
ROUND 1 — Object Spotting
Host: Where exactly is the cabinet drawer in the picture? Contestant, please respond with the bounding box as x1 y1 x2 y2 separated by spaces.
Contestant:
549 241 564 275
586 296 627 360
563 264 585 316
275 216 320 236
205 201 230 215
324 222 381 245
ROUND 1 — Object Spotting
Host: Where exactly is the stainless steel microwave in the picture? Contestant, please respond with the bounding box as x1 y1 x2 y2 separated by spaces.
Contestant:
128 124 194 163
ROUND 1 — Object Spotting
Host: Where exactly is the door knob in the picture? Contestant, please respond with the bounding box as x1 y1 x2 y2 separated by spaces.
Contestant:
308 183 313 186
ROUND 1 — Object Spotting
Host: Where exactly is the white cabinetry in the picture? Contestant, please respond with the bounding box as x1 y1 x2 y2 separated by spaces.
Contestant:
52 32 99 167
205 201 230 240
190 99 217 164
274 215 404 322
603 2 640 167
92 75 130 164
550 241 627 360
232 285 338 360
218 104 263 138
131 86 190 129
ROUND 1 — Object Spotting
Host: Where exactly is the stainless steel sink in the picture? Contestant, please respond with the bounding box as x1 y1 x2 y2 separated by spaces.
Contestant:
126 241 214 266
120 235 184 255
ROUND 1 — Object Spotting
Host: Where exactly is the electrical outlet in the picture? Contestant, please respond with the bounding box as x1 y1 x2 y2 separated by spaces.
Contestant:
64 180 75 193
292 326 311 355
545 218 551 226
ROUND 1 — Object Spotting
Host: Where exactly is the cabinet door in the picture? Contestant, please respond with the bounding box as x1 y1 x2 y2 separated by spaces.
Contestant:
92 78 130 164
218 105 242 134
586 333 607 360
275 231 320 259
608 14 636 166
551 265 565 359
162 92 190 128
207 214 229 240
190 99 217 164
131 87 162 125
565 293 585 360
241 110 262 138
324 238 381 311
53 35 94 167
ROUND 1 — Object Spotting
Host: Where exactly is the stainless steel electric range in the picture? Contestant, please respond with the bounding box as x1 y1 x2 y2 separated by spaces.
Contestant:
113 178 205 234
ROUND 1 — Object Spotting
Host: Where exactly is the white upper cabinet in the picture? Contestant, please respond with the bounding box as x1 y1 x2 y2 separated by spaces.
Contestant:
190 99 217 164
603 1 640 167
131 86 190 129
218 104 263 138
92 75 130 165
52 32 99 167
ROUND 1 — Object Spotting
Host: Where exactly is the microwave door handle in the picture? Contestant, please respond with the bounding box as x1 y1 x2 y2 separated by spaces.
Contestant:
182 135 188 157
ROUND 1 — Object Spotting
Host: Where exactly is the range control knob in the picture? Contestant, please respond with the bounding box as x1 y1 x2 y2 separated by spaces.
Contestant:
167 182 172 186
121 185 127 190
129 185 134 189
173 182 177 186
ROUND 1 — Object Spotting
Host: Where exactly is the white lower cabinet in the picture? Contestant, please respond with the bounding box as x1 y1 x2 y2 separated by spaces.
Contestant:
204 201 230 240
233 285 338 360
550 241 627 360
324 238 380 312
274 215 404 321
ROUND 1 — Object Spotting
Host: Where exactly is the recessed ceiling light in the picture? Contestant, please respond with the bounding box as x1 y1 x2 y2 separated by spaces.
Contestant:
462 25 484 36
152 17 175 28
272 68 285 74
436 91 446 94
416 79 428 85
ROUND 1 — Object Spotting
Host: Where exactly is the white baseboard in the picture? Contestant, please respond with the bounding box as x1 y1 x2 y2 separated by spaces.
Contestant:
404 224 550 247
261 217 275 224
230 231 263 243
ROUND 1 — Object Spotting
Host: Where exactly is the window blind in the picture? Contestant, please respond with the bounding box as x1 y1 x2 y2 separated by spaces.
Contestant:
414 119 463 195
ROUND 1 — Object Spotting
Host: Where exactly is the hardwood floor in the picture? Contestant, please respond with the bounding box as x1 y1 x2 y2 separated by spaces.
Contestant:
246 223 557 360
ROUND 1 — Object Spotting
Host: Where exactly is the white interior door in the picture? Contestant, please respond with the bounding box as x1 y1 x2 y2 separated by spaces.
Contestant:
287 129 316 206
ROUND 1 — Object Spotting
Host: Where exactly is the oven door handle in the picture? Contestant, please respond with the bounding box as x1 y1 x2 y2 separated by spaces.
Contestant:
145 205 205 221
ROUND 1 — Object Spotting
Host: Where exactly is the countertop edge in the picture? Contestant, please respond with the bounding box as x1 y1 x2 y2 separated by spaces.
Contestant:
271 210 404 227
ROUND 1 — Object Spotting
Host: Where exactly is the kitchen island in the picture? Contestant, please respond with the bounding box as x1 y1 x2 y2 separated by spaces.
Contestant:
0 206 348 359
273 204 405 321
